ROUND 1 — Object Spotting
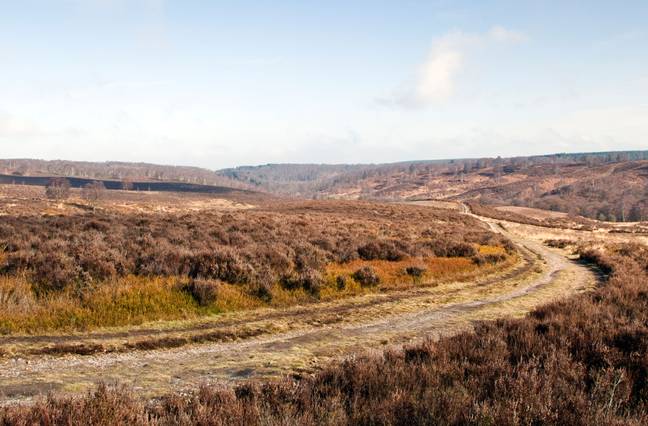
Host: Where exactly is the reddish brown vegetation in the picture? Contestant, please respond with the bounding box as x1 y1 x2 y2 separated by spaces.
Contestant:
221 152 648 222
0 201 508 299
182 278 220 306
544 238 575 249
351 266 380 287
467 202 597 230
44 177 71 201
2 242 646 425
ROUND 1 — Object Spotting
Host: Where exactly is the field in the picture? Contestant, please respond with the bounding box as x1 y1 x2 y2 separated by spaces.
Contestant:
0 181 646 425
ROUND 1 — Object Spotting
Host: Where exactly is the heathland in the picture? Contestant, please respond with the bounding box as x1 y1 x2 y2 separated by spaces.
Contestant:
0 155 647 425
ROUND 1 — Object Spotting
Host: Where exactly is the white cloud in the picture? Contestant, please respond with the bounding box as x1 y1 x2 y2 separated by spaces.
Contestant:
416 38 464 103
379 26 526 108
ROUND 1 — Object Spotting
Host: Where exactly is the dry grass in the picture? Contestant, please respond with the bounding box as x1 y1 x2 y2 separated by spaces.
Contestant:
1 242 645 425
0 200 512 333
0 277 198 334
496 205 568 220
467 201 598 230
325 246 506 290
0 248 510 334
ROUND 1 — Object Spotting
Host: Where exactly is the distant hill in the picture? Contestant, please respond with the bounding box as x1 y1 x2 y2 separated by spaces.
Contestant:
217 151 648 222
217 163 377 197
0 159 251 191
3 151 647 221
0 173 253 195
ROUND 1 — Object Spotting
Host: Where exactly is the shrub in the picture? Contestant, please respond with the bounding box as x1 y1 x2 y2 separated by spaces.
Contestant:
81 181 106 203
336 275 347 290
44 177 70 200
30 249 79 293
249 267 275 302
446 242 477 257
405 266 426 278
578 248 614 274
299 269 324 296
423 240 477 257
472 253 507 265
183 278 219 306
544 239 574 249
280 268 323 296
352 266 380 287
358 241 404 261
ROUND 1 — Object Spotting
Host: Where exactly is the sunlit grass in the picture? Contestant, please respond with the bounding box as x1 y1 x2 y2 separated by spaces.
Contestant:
0 245 513 334
325 245 509 292
0 276 201 334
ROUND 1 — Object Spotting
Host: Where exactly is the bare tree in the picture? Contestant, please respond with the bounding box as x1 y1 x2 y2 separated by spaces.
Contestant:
81 181 106 203
121 178 134 191
45 178 71 200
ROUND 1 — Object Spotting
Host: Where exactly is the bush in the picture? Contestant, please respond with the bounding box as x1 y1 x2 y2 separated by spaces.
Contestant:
44 177 70 200
405 266 426 278
357 241 404 261
280 268 323 296
544 239 573 249
471 253 506 265
249 267 275 302
183 278 219 306
578 248 614 274
446 242 477 257
299 269 324 296
352 266 380 287
30 249 79 293
81 181 106 203
336 275 347 290
424 240 477 257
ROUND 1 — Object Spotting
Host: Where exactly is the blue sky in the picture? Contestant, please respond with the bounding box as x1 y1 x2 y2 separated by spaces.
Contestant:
1 1 647 168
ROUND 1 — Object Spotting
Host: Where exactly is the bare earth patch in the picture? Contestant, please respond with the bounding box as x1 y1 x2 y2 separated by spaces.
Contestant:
496 205 568 221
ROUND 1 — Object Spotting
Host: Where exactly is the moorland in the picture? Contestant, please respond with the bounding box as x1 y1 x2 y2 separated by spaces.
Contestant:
0 153 646 425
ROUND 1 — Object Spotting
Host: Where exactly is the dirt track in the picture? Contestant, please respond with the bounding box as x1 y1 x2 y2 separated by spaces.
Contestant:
0 205 598 404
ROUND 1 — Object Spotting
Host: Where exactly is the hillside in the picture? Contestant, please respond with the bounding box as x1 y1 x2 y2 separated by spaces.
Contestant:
218 151 648 222
0 159 251 190
3 151 647 222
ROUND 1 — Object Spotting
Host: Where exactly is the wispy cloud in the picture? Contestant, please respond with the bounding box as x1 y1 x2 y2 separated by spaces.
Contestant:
487 25 527 43
378 26 526 108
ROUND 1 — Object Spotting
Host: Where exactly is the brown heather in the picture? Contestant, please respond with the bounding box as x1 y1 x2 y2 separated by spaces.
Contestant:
466 201 598 230
1 242 646 425
0 201 510 333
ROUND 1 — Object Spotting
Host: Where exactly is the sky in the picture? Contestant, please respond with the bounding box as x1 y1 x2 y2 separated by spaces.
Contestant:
1 0 647 169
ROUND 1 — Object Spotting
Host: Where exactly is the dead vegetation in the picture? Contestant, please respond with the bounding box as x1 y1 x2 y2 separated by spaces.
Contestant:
467 201 598 230
220 152 648 223
0 200 512 333
0 240 645 424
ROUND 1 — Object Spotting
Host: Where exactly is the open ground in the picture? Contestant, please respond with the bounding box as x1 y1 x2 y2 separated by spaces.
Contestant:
0 194 603 404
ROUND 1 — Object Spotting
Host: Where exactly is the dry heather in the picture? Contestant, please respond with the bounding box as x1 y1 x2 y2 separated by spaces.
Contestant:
0 201 511 333
1 241 646 425
220 153 648 222
466 201 599 230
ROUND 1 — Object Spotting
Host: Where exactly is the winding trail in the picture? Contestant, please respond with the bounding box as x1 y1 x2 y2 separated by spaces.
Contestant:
0 204 598 404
